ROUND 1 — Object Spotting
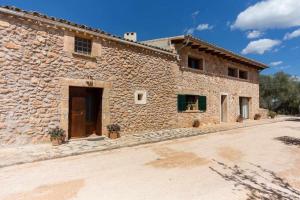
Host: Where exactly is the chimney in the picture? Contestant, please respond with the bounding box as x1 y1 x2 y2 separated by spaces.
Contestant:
124 32 137 42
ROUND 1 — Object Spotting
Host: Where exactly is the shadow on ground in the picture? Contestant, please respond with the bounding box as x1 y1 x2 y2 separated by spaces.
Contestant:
286 118 300 122
275 136 300 147
209 160 300 200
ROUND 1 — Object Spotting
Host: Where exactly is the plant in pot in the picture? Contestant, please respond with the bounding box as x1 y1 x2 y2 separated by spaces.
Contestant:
193 119 200 128
268 111 277 119
48 127 65 146
254 113 261 120
107 124 121 139
236 115 244 123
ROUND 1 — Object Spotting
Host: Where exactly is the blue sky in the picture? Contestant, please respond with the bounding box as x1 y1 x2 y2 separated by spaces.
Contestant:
1 0 299 76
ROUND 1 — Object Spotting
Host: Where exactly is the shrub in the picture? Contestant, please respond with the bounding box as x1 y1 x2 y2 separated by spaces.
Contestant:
236 115 244 123
48 127 65 139
193 119 200 128
107 124 121 133
268 111 277 119
254 113 262 120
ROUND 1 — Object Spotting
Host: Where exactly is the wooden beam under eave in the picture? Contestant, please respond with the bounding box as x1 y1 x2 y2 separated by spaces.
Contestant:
191 44 200 49
204 49 215 54
171 39 185 44
198 47 208 51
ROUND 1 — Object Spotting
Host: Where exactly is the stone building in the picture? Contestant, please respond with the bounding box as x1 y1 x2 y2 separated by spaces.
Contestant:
144 36 267 127
0 6 267 146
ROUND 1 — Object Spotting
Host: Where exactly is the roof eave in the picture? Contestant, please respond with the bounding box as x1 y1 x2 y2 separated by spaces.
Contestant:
170 35 268 70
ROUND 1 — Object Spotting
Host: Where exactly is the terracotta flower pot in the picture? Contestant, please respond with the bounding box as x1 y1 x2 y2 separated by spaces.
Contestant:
109 132 120 139
50 137 63 146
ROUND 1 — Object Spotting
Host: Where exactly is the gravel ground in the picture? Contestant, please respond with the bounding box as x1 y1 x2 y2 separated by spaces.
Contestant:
0 120 300 200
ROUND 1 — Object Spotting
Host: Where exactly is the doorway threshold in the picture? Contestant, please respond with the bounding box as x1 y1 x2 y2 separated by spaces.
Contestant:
69 135 106 142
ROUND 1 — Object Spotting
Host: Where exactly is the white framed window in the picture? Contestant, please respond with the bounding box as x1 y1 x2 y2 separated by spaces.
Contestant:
134 90 147 104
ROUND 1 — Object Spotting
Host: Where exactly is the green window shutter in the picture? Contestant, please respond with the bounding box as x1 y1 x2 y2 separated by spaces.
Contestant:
177 95 186 112
198 96 207 112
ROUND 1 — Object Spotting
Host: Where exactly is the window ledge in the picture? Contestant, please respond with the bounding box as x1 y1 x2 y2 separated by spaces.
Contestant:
72 52 97 61
180 67 204 73
180 110 205 113
228 75 249 81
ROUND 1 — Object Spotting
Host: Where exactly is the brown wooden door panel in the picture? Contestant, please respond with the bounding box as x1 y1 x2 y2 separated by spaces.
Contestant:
71 97 86 138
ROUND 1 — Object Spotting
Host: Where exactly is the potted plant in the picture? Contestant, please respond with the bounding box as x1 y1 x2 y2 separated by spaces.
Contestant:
254 113 262 120
193 119 200 128
48 127 65 146
236 115 244 123
268 111 277 119
107 124 121 139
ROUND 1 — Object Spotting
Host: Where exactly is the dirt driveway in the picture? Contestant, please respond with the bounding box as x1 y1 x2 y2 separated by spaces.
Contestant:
1 120 300 200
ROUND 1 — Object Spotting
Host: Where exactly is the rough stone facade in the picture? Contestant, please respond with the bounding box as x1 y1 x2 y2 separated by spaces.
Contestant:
0 13 178 146
0 7 265 147
176 47 260 127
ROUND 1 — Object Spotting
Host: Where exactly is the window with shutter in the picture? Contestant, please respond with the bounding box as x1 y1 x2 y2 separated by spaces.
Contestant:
177 95 186 112
198 96 207 112
177 95 207 112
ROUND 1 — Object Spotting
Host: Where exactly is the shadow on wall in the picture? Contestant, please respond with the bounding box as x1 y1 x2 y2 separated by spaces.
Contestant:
209 160 300 200
275 136 300 147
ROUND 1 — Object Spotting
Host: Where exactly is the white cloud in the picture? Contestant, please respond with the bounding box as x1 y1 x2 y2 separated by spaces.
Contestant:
185 28 195 34
270 61 283 66
278 65 291 70
284 28 300 40
192 10 200 18
232 0 300 30
196 24 214 31
242 39 281 55
247 30 264 39
185 23 214 35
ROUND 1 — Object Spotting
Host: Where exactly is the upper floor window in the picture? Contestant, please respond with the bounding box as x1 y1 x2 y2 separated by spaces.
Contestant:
188 57 204 70
239 70 248 80
75 37 92 55
228 67 238 78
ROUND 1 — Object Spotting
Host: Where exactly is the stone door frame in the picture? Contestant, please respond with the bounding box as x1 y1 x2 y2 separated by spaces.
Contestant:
60 78 111 139
220 93 229 123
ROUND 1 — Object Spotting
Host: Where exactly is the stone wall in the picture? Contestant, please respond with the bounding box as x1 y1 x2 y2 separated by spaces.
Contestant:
0 11 262 147
176 46 260 127
0 14 178 146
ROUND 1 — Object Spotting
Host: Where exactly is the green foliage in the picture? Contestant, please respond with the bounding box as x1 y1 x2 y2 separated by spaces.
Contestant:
260 72 300 115
268 111 277 119
48 127 65 138
107 124 121 132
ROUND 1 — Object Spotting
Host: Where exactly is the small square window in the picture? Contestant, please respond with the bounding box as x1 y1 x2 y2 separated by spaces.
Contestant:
135 90 147 104
188 57 204 70
75 37 92 55
137 93 143 101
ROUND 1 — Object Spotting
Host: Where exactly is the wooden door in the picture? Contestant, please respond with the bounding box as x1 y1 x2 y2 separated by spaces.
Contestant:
70 97 86 138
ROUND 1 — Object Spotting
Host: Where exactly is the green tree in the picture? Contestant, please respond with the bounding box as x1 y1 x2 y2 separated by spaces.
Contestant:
259 72 300 115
